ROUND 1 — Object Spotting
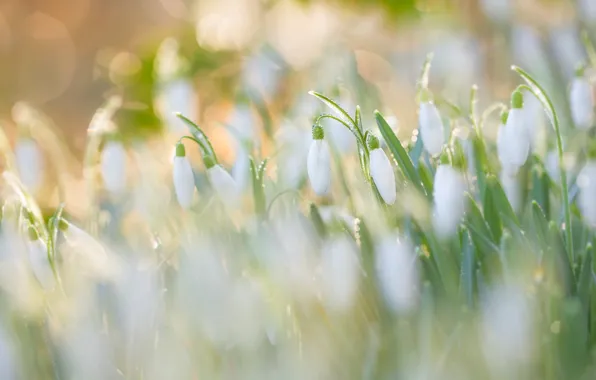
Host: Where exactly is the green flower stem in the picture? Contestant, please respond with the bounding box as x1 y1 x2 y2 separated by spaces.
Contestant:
178 135 214 163
314 114 365 145
176 113 218 162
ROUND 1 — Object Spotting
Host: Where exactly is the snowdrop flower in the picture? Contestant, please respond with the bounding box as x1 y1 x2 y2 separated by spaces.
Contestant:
578 160 596 226
569 71 594 130
156 79 196 133
100 140 127 194
418 97 445 156
307 124 331 195
479 0 510 23
228 104 257 145
367 134 396 205
14 137 43 192
433 164 466 238
497 92 530 174
375 235 418 313
172 143 196 209
205 156 241 207
26 226 54 290
521 90 545 152
500 171 521 213
320 235 360 312
579 0 596 23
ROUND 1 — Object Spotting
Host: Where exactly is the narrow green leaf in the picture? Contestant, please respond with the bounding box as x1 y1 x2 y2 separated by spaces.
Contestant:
250 157 267 218
374 110 426 196
483 182 502 243
418 163 434 198
531 166 550 220
464 193 498 257
355 105 363 132
547 221 576 295
578 244 593 312
409 132 424 167
486 175 519 226
309 203 327 238
309 91 356 126
460 229 475 308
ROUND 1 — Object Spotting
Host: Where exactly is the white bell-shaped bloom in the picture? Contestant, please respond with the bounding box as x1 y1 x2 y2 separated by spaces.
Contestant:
500 171 521 213
26 232 54 290
320 236 360 312
100 140 127 194
375 235 418 313
433 164 466 238
578 160 596 226
570 75 594 130
418 101 445 156
172 143 196 209
521 90 545 152
307 125 331 195
14 138 43 192
367 135 396 205
207 162 241 207
156 79 196 133
497 95 530 175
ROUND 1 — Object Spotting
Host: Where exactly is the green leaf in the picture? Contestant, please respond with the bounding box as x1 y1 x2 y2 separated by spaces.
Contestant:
309 203 327 238
309 91 356 127
418 163 434 198
355 105 363 132
486 175 519 226
547 221 576 295
578 244 593 312
581 29 596 69
464 193 498 257
531 201 550 247
531 166 550 220
415 52 434 103
250 157 268 218
176 113 217 161
483 182 502 243
460 228 475 308
409 132 424 167
374 110 426 196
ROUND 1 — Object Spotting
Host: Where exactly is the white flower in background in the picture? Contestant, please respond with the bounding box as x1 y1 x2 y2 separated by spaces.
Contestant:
172 143 196 209
100 140 127 194
156 79 196 133
578 160 596 226
276 122 311 188
512 25 550 78
307 125 331 195
14 137 43 192
545 150 559 183
242 50 282 99
375 235 418 313
569 72 594 130
418 100 445 156
228 104 257 146
231 140 251 191
500 171 521 213
367 134 396 205
320 235 360 312
579 0 596 23
497 92 530 175
26 227 54 290
549 27 585 79
479 0 510 23
482 285 534 376
206 157 241 207
433 164 466 238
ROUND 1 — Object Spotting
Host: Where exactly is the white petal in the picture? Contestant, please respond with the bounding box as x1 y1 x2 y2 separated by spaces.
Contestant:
433 165 466 238
369 148 396 205
497 110 530 175
307 140 331 195
419 102 445 156
320 236 360 312
500 171 521 213
231 148 251 190
375 235 418 313
100 142 127 193
27 240 54 290
14 139 43 192
570 77 594 130
208 165 241 207
173 156 195 209
156 79 196 133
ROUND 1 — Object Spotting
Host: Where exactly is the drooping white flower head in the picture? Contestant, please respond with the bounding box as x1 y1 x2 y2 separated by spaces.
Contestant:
497 91 530 175
500 170 521 213
26 226 54 290
14 138 43 192
578 160 596 226
569 71 594 130
307 125 331 195
433 164 466 238
375 235 418 313
320 235 360 312
418 99 445 156
172 143 196 209
100 140 127 194
521 90 545 152
367 134 396 205
205 157 241 207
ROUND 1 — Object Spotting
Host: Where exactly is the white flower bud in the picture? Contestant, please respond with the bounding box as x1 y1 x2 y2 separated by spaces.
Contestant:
100 141 127 194
320 236 360 312
500 171 521 213
570 76 594 130
433 164 466 238
497 108 530 175
375 235 418 313
367 135 396 205
578 160 596 226
207 164 241 207
172 144 195 209
307 126 331 195
14 138 43 192
418 101 445 156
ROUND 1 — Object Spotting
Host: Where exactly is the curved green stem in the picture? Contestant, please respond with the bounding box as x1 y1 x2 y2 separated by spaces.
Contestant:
266 189 302 217
178 136 216 163
314 114 364 145
176 113 218 162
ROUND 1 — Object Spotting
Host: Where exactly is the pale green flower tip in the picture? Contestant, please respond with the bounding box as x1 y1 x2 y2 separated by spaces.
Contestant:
203 155 216 169
439 151 450 165
419 88 433 103
575 63 587 77
312 124 324 140
511 90 523 109
500 110 509 124
175 142 186 157
27 225 39 241
366 134 380 150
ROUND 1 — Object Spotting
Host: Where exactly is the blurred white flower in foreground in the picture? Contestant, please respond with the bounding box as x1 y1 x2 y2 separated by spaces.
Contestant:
206 159 241 207
569 72 594 130
320 235 360 312
578 160 596 226
500 171 521 213
367 135 396 205
172 143 196 209
26 228 54 290
307 125 331 195
482 285 534 376
14 138 43 192
497 92 530 175
433 164 466 238
418 100 445 156
100 140 127 194
375 235 418 313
